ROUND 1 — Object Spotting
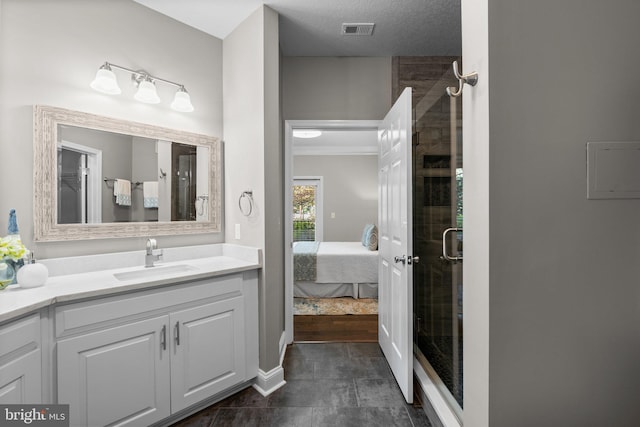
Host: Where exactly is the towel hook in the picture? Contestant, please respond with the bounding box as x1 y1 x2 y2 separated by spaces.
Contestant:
446 60 478 97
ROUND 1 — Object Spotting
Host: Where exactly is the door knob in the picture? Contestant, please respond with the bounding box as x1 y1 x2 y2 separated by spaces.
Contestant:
394 255 406 264
408 256 420 265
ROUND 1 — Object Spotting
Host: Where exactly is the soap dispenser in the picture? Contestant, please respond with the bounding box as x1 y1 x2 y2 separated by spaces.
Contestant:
17 253 48 289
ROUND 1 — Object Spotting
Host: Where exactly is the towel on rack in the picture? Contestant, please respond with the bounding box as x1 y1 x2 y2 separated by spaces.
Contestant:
143 181 159 208
113 179 131 206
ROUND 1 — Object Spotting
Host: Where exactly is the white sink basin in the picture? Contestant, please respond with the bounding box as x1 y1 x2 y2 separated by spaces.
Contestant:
114 264 199 281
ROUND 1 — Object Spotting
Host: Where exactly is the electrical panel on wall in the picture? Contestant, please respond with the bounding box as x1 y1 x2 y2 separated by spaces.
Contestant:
587 141 640 199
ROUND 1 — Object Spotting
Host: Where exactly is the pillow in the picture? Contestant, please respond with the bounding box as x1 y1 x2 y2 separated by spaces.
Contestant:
366 225 378 251
361 224 374 246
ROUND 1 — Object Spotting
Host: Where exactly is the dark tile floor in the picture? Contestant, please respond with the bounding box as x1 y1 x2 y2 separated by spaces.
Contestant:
172 342 432 426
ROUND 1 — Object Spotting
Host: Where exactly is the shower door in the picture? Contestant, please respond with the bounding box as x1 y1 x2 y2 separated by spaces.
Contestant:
58 148 87 224
413 66 463 417
171 142 197 221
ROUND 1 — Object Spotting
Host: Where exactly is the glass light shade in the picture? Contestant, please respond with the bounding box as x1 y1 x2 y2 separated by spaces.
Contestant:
90 67 121 95
134 79 161 104
171 88 194 112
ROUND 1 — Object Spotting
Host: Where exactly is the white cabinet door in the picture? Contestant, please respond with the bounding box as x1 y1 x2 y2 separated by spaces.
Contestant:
170 296 245 412
0 315 41 404
58 316 170 427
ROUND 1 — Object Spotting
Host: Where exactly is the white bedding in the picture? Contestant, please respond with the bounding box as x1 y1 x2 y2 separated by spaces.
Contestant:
293 241 378 298
314 241 378 284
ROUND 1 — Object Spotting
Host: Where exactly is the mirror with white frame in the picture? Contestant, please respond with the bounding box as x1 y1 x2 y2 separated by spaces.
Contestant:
34 105 222 241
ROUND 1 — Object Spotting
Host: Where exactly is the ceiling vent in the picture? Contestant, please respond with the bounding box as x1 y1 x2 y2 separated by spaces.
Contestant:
341 23 375 36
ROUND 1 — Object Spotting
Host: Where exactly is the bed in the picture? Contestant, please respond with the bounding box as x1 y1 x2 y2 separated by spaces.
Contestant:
293 241 378 299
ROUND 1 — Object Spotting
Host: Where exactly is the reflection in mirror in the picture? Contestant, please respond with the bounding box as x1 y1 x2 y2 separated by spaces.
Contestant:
35 105 222 241
171 142 196 221
56 126 211 224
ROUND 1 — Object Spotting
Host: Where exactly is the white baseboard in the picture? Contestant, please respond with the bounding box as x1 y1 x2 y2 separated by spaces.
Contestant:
252 365 286 397
252 331 288 397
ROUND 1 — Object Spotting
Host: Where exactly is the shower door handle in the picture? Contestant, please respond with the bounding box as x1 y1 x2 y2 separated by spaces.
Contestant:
441 227 463 262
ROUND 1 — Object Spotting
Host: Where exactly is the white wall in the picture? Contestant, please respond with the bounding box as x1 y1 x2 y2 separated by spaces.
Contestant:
0 0 223 257
294 155 378 241
282 57 392 120
464 1 640 426
461 0 490 426
223 5 282 371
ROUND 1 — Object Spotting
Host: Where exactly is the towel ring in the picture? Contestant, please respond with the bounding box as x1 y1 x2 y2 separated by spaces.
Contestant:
239 191 254 217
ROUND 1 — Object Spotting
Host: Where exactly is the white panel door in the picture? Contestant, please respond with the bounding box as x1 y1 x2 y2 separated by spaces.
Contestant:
170 296 246 412
57 316 171 427
378 87 413 403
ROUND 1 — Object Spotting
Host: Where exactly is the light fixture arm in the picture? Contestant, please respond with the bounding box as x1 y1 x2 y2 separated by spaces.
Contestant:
103 62 185 89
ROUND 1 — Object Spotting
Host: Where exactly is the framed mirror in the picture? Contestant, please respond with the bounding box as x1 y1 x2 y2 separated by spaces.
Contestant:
34 105 222 241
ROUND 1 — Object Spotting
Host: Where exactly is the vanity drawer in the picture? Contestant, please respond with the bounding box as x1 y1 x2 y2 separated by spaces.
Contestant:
55 273 242 338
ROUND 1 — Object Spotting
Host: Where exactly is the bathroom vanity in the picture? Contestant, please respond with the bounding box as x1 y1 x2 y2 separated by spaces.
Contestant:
0 244 260 427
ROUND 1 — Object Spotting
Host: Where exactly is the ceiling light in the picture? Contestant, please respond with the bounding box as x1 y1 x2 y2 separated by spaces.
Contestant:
90 62 194 112
90 63 121 95
293 130 322 139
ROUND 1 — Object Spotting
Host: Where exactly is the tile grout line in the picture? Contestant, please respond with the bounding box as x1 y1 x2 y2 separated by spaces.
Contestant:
353 377 362 407
404 405 418 427
207 407 220 427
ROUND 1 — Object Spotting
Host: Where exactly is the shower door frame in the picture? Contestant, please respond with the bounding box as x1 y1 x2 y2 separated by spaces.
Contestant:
58 141 102 224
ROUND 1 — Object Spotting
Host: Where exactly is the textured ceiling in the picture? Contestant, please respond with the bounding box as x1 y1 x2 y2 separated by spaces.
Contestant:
134 0 461 56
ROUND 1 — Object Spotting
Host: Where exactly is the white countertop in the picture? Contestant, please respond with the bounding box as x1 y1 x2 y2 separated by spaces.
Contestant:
0 244 261 324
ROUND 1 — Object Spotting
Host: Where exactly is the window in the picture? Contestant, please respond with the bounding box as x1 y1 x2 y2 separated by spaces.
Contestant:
292 177 323 241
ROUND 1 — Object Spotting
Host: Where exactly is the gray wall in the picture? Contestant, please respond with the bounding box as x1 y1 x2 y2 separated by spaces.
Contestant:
223 5 283 372
0 0 223 257
294 155 378 241
464 1 640 426
282 57 392 120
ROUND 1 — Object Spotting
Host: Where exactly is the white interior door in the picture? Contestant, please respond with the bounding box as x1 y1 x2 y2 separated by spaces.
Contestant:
378 87 413 403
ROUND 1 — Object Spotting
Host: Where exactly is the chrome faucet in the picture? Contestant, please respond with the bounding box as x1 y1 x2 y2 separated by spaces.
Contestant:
145 238 163 267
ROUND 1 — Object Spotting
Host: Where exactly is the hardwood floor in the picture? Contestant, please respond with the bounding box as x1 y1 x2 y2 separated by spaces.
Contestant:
294 314 378 342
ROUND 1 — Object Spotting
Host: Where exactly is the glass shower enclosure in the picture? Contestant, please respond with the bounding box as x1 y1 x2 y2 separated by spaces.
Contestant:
412 62 464 418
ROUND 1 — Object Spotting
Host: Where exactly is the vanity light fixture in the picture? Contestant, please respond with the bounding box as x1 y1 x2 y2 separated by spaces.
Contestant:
89 63 121 95
90 62 194 112
133 75 161 104
170 86 194 112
